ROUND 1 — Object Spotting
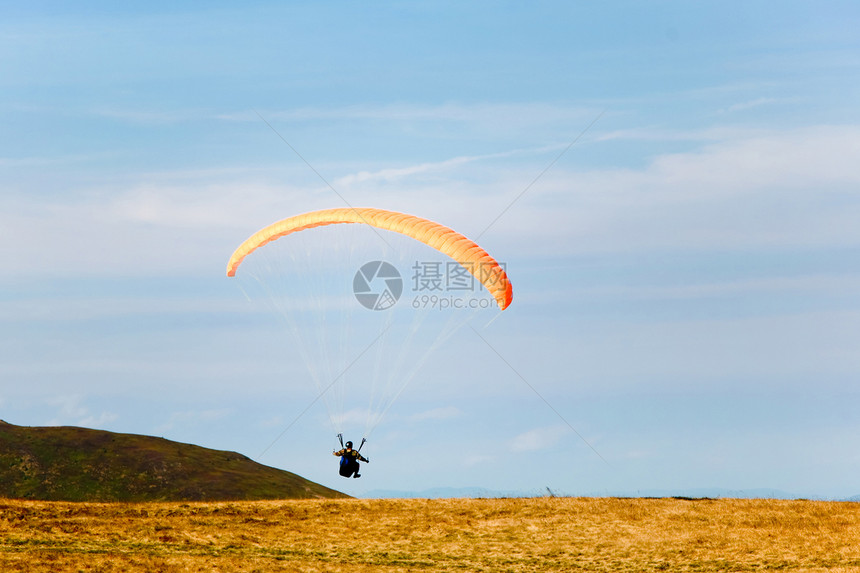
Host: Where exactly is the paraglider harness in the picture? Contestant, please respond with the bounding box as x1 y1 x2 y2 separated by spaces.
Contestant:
336 434 368 478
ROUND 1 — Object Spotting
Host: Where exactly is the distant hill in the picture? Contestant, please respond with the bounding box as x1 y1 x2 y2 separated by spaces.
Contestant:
0 420 347 502
364 486 860 502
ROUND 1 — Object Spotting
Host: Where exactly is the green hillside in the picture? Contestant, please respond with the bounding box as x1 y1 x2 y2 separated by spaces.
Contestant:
0 420 347 501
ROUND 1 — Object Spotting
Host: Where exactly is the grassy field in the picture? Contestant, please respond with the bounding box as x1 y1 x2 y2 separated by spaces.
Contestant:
1 497 859 572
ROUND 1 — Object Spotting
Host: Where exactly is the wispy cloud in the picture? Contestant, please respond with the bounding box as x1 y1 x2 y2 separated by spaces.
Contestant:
487 124 860 255
91 107 209 125
463 453 495 467
224 102 597 127
332 408 374 427
509 424 567 453
566 274 860 304
410 406 462 422
334 145 560 188
596 125 766 143
156 409 231 433
0 152 116 168
721 97 781 113
4 124 860 278
0 296 251 323
46 395 118 428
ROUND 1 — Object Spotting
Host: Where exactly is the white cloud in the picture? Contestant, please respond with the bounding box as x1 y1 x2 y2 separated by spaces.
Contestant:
0 152 115 168
236 102 598 130
509 424 567 453
722 97 781 113
332 408 373 427
46 394 118 429
3 124 860 279
647 125 860 192
596 125 764 143
91 107 209 125
78 411 120 429
0 172 327 277
410 406 462 422
0 296 248 323
463 453 495 467
156 409 231 433
507 308 860 395
332 124 860 258
563 274 860 304
333 148 538 188
485 124 860 256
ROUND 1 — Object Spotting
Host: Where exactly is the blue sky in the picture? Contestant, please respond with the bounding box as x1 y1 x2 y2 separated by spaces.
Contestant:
2 1 860 498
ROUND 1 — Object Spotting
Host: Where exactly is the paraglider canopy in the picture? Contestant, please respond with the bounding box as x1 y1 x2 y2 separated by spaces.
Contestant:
227 207 512 310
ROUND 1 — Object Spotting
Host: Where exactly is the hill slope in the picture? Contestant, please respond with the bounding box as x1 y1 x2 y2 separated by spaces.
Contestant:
0 420 346 501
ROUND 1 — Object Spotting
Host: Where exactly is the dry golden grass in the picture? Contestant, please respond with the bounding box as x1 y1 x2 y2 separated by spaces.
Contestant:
1 497 859 572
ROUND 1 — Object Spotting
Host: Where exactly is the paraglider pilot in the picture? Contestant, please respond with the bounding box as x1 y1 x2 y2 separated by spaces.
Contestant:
333 441 369 478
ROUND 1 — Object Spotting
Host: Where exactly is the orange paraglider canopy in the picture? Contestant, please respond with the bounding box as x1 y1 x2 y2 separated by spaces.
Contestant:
226 207 512 310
